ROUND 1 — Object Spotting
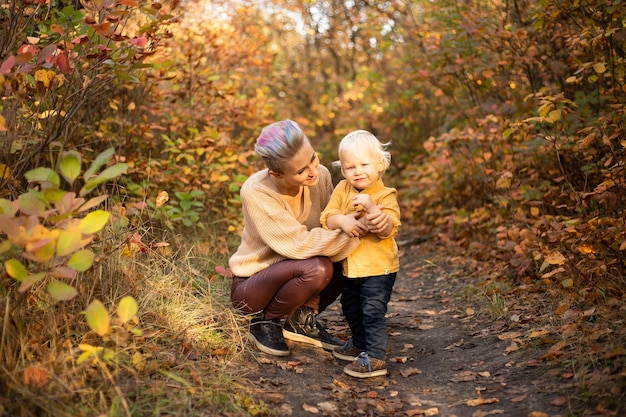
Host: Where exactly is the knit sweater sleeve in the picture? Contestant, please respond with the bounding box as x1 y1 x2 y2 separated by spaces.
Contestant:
244 184 357 259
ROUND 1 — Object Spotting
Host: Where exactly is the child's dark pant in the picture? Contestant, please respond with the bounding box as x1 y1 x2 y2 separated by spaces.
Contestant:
341 273 397 360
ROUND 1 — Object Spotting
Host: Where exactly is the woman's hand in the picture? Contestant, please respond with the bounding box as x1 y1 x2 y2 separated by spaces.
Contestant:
364 209 392 236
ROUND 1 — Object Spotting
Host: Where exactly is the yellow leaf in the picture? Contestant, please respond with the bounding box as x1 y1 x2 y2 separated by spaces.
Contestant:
132 352 144 371
156 190 169 207
56 227 83 256
79 210 110 234
83 300 111 336
593 62 606 74
560 278 574 288
545 251 566 265
117 296 138 323
5 259 28 281
495 175 511 189
548 109 561 122
0 115 7 132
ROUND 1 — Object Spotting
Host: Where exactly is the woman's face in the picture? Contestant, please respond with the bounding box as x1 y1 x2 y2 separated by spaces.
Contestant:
280 141 320 188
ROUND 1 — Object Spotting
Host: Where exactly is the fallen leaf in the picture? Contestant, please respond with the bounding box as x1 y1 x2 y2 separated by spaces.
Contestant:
367 390 378 398
333 379 351 390
466 397 498 406
472 409 505 416
527 329 550 339
400 367 422 378
528 412 549 417
316 402 337 413
498 331 523 340
406 407 439 416
505 340 520 353
550 396 567 406
451 371 476 382
445 339 465 350
510 394 527 402
302 403 319 413
394 356 409 363
402 343 414 352
22 366 50 387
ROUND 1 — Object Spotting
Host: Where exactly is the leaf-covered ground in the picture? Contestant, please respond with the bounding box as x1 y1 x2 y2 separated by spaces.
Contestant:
227 229 621 417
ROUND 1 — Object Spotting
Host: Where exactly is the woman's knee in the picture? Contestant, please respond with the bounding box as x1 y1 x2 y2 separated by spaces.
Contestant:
306 257 333 282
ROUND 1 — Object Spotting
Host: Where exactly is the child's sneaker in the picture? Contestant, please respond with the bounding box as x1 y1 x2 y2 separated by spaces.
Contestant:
332 339 363 361
343 352 387 378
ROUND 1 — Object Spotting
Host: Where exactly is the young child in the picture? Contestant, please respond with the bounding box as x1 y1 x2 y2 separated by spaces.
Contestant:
321 130 401 378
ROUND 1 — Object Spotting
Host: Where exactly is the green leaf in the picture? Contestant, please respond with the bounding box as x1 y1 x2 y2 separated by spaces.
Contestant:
5 259 28 281
59 150 82 185
0 240 12 255
84 147 115 181
67 249 95 272
25 167 60 188
117 296 138 324
18 272 46 292
0 199 16 216
79 210 110 234
80 163 129 197
47 280 78 301
159 370 192 387
56 227 83 257
83 300 111 336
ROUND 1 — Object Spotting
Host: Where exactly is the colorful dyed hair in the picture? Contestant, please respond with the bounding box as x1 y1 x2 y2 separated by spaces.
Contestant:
254 119 309 174
332 130 391 171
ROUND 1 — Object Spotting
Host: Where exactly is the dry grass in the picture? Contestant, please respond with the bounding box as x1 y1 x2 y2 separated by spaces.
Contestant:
0 222 265 417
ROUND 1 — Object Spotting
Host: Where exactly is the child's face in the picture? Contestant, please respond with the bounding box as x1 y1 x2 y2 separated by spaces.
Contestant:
340 148 383 191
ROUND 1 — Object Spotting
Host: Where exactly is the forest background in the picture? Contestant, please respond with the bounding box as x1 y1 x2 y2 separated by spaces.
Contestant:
0 0 624 416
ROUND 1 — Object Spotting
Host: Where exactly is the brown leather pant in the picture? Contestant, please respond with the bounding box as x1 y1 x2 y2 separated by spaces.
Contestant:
231 256 342 320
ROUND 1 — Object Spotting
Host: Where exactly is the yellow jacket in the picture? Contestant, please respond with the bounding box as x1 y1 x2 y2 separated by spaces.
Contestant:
321 178 400 278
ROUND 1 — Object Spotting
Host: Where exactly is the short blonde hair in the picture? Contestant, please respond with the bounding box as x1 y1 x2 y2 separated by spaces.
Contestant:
332 130 391 171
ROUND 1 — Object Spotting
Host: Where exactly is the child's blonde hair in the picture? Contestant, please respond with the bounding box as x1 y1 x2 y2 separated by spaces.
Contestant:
332 130 391 171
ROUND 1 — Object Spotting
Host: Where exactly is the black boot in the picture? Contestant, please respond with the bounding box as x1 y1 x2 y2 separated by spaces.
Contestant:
249 317 290 356
283 306 343 350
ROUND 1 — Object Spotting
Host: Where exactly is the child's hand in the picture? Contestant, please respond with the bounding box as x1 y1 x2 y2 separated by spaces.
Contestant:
352 194 376 213
341 212 369 238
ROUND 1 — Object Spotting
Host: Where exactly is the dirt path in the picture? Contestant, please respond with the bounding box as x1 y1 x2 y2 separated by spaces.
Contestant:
233 238 579 417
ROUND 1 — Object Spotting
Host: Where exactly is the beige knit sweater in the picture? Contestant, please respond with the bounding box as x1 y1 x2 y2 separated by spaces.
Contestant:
228 165 360 277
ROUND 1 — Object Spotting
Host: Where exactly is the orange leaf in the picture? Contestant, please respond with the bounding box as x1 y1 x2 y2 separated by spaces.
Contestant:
23 366 50 387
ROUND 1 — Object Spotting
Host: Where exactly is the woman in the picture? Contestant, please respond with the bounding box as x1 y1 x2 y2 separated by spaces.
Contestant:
229 119 363 357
